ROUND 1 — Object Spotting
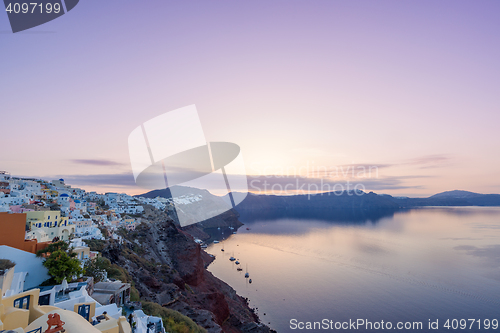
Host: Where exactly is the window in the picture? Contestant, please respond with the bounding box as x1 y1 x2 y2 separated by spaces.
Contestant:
38 293 51 306
78 304 91 321
13 295 30 309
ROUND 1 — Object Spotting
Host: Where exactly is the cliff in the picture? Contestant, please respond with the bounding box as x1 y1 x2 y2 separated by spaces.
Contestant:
137 186 243 241
234 190 399 214
389 190 500 207
99 211 272 333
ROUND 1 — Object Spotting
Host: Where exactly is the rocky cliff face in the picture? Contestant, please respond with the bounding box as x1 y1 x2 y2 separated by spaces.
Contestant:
101 211 272 333
138 186 243 241
235 191 400 212
389 191 500 207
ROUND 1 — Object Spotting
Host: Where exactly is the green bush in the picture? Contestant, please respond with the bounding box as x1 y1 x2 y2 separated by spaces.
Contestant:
36 241 84 284
141 301 206 333
83 257 109 283
41 249 84 284
83 239 106 252
130 286 140 302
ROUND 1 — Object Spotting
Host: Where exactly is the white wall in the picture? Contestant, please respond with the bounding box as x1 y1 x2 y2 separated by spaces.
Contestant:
0 245 50 289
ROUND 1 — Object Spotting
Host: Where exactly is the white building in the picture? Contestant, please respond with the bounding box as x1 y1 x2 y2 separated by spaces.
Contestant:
0 245 50 290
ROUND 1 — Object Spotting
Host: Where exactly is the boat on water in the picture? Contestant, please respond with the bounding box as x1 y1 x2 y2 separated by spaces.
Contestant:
249 279 252 283
245 264 250 278
235 261 240 265
246 228 250 230
229 257 236 261
213 240 219 244
201 244 207 249
237 267 243 271
233 232 237 234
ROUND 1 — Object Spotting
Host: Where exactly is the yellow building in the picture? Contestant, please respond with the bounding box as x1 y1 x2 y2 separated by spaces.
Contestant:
0 287 131 333
42 189 59 198
73 246 91 261
26 211 74 241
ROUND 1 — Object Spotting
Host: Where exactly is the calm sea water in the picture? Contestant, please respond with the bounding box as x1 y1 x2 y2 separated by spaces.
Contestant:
206 207 500 332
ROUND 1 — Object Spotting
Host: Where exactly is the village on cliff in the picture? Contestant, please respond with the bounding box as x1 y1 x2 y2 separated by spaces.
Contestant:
0 170 174 333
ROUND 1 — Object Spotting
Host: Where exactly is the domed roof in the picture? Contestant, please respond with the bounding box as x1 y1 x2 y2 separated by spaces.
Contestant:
25 309 102 333
74 199 81 203
59 178 64 181
60 193 69 197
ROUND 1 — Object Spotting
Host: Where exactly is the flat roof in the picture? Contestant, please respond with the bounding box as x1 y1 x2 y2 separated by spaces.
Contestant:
94 281 130 292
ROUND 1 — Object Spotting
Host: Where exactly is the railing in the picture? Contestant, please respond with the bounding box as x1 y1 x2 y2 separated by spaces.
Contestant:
27 327 42 333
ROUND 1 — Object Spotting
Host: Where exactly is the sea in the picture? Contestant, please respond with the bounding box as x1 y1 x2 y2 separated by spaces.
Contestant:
206 207 500 332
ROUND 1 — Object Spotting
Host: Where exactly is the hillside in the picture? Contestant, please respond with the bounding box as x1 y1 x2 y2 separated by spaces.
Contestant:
136 186 243 239
137 187 500 226
390 190 500 207
89 206 273 333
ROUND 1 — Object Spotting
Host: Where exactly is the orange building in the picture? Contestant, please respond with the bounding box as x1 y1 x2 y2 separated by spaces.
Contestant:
0 212 50 254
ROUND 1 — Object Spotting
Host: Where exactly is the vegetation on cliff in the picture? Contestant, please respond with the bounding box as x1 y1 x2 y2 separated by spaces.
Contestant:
142 301 206 333
83 211 273 333
84 239 203 332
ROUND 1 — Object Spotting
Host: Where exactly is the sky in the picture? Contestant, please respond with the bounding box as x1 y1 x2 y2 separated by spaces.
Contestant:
1 0 500 197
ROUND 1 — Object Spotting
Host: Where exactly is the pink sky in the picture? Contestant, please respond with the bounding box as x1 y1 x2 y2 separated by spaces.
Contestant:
1 0 499 197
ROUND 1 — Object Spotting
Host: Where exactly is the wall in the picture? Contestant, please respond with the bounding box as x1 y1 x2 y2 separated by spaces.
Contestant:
0 212 27 250
0 212 50 254
0 246 50 289
0 266 15 296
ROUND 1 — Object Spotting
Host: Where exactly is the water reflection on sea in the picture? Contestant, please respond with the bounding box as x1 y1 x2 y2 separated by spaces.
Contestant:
206 207 500 332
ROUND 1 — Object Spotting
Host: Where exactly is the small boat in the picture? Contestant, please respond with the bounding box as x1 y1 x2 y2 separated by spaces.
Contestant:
229 257 236 261
237 267 243 271
201 244 207 249
221 244 225 251
249 279 252 283
233 232 237 234
245 273 249 278
213 240 219 244
235 261 240 265
246 228 250 230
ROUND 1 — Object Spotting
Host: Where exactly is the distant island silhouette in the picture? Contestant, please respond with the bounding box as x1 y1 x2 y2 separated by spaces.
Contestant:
138 187 500 225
